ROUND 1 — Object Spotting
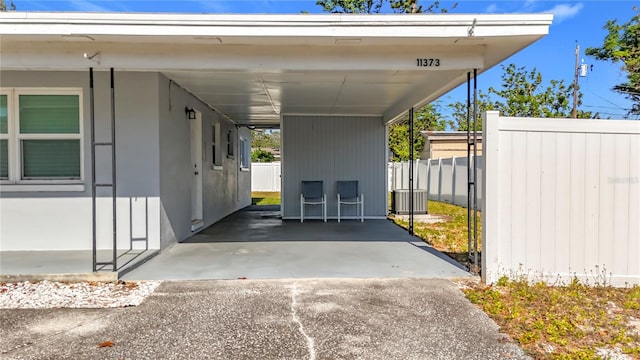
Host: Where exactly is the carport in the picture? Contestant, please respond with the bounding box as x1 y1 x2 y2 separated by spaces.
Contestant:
122 205 471 280
0 12 552 277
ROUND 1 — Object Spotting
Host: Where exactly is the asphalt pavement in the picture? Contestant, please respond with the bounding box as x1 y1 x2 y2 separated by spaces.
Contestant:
0 278 528 360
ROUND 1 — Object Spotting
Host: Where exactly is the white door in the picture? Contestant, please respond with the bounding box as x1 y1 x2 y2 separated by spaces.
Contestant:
190 111 204 231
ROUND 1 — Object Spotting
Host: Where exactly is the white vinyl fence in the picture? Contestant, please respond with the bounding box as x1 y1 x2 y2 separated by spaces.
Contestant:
253 159 483 209
388 156 483 209
483 111 640 286
251 162 281 192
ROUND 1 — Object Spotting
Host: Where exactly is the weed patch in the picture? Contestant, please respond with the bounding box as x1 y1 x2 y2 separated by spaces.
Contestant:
463 277 640 359
389 200 481 269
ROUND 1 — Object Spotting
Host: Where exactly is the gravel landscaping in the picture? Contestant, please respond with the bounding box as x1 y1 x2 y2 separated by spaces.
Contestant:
0 280 161 309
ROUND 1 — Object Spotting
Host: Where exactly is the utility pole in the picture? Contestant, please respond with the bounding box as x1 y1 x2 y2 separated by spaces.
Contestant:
572 42 580 118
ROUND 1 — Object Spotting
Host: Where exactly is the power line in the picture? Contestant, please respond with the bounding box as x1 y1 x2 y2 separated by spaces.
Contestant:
588 90 630 111
597 111 631 118
584 105 628 110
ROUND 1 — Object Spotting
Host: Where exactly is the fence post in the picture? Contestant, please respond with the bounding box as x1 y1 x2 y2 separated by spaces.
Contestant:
437 158 443 202
451 156 457 205
415 159 420 189
426 158 431 197
470 154 474 210
482 111 500 284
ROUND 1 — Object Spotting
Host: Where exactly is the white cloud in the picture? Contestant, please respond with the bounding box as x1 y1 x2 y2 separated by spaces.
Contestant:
196 0 234 13
545 3 584 23
485 3 499 13
523 0 538 10
68 0 110 12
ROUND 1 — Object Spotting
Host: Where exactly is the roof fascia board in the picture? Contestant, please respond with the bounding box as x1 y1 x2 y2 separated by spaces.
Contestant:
0 12 553 38
0 42 486 71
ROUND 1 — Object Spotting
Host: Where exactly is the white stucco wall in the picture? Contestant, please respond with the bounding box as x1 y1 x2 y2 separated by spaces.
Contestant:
158 74 250 247
1 70 251 252
0 70 162 251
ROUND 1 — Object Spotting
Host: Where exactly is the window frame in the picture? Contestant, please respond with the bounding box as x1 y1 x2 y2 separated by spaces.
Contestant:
239 136 250 170
226 129 234 159
0 90 10 181
0 87 84 186
211 121 222 170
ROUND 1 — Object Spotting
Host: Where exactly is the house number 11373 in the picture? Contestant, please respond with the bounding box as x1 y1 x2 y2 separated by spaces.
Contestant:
416 58 440 67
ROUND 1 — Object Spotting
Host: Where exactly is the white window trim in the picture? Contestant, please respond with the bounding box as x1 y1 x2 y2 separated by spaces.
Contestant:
0 184 85 192
226 129 235 159
239 136 250 170
0 87 84 189
0 89 10 182
211 121 222 170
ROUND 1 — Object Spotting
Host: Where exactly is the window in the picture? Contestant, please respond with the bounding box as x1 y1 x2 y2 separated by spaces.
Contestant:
212 122 221 168
0 89 82 183
226 129 234 158
0 94 8 180
239 137 250 170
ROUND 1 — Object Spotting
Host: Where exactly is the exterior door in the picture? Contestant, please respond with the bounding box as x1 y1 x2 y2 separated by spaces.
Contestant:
190 111 203 231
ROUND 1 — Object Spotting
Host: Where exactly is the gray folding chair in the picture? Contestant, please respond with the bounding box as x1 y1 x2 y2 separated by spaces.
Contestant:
300 181 326 223
337 180 364 222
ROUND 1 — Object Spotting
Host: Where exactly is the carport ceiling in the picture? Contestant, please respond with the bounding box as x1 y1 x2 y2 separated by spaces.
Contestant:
162 69 469 125
0 13 553 125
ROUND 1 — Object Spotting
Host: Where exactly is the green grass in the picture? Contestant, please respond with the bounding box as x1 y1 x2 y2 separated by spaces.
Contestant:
251 191 281 205
390 200 482 269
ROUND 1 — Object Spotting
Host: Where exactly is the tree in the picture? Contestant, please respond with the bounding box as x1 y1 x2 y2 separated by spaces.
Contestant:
388 104 447 161
251 149 276 163
585 7 640 115
447 64 594 130
487 64 591 118
0 0 16 11
251 130 280 149
316 0 452 14
316 0 384 13
447 91 495 131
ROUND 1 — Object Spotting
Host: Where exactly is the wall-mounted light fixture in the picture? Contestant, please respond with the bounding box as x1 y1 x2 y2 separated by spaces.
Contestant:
185 107 196 120
83 51 101 64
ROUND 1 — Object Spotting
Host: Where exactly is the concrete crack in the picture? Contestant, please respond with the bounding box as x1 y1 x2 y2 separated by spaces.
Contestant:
290 283 316 360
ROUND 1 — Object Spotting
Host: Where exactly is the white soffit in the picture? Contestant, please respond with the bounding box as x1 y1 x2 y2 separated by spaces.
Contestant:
0 12 553 125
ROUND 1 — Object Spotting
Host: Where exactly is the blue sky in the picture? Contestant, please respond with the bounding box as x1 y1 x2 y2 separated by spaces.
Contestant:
10 0 639 119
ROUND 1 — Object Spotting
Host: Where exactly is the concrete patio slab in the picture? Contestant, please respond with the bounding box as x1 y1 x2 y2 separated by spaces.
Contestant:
123 206 471 281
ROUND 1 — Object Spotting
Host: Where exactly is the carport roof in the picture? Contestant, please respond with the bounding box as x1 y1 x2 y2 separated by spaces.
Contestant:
0 12 553 125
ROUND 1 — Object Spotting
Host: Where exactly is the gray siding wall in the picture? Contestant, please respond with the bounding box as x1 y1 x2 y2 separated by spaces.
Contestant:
282 115 386 219
158 74 250 247
0 70 161 250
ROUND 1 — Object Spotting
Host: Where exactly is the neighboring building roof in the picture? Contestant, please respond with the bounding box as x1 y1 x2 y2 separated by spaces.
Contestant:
0 12 553 126
422 131 483 142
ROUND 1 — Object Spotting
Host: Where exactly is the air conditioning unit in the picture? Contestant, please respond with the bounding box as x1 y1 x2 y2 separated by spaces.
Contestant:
391 190 428 214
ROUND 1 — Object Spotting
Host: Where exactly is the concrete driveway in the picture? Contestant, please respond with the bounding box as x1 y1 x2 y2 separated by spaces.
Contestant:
0 279 527 360
123 206 471 281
